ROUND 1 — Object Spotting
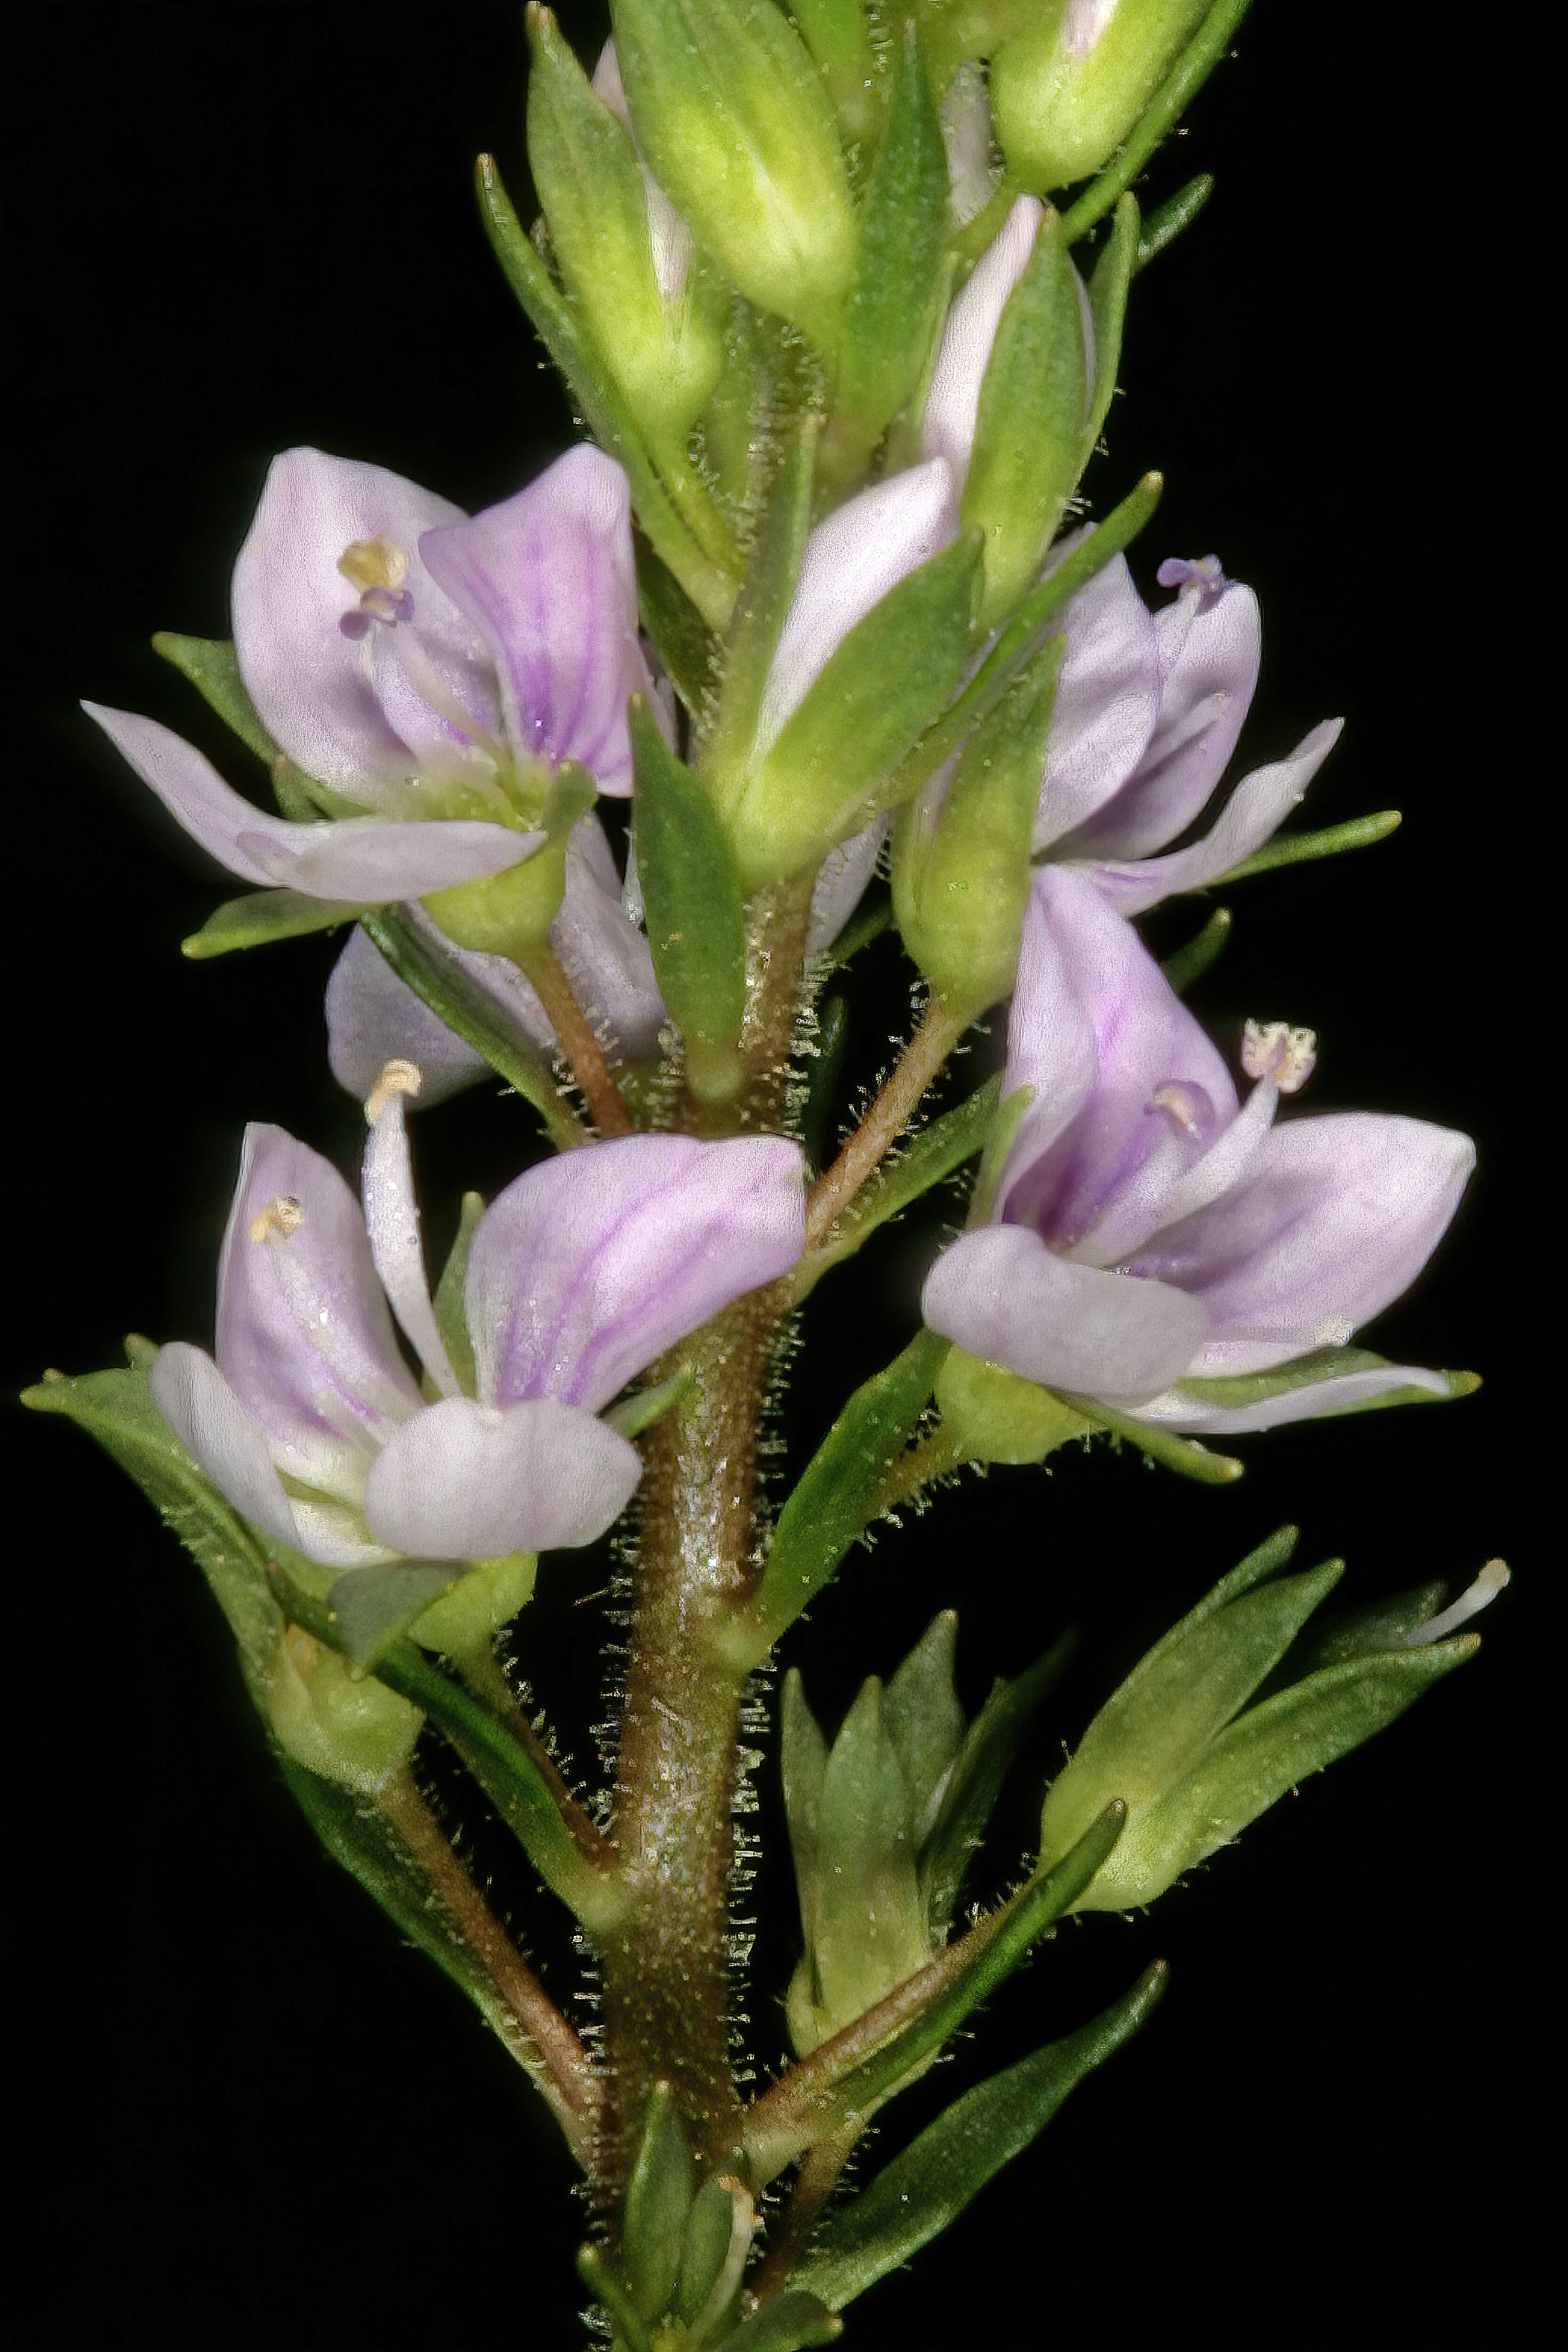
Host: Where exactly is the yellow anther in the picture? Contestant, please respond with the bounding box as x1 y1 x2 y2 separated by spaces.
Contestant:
337 534 410 594
364 1059 424 1125
1242 1019 1317 1094
248 1194 305 1244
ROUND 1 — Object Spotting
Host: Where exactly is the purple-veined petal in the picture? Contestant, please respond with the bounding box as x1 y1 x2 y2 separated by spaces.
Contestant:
326 921 506 1108
554 816 666 1057
82 704 541 901
1000 868 1236 1258
1131 1358 1454 1435
468 1134 807 1413
231 447 491 796
923 1225 1211 1403
1129 1111 1475 1372
756 463 961 758
363 1395 641 1558
419 448 651 795
216 1124 423 1490
1085 720 1343 917
921 196 1044 485
1031 547 1162 851
151 1342 307 1555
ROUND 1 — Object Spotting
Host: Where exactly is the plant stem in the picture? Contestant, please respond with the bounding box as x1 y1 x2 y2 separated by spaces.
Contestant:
744 2124 860 2304
453 1645 616 1876
521 937 635 1138
379 1769 600 2167
805 995 969 1249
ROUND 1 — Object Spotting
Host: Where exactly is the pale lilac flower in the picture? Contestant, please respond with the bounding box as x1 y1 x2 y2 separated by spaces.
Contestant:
1031 538 1342 909
922 868 1472 1433
153 1105 806 1568
84 444 655 905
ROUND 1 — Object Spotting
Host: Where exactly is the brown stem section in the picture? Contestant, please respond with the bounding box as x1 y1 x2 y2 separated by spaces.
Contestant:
805 995 968 1249
745 2124 860 2305
522 937 635 1138
456 1647 616 1876
380 1769 599 2168
593 880 812 2218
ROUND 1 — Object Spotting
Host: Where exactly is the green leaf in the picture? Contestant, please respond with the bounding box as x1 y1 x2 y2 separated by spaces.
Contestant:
22 1359 279 1674
1081 192 1138 463
727 1329 950 1666
675 2172 748 2328
1060 1389 1244 1482
790 1962 1167 2312
711 2290 842 2350
740 533 983 885
152 632 279 764
182 885 368 958
637 537 720 718
1213 807 1402 884
921 1631 1076 1937
799 991 849 1176
834 28 949 467
630 698 748 1100
802 1679 929 2047
1058 0 1257 245
1171 1345 1478 1419
781 1668 831 1905
882 1613 966 1829
700 421 815 787
964 205 1090 623
1135 173 1214 272
622 2082 696 2324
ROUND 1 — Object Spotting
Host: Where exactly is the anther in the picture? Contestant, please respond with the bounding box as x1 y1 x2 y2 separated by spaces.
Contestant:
248 1194 304 1244
364 1058 424 1126
337 535 409 595
1242 1019 1317 1093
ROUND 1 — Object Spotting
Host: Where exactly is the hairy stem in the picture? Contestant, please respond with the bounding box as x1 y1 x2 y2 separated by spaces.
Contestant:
744 2124 860 2304
453 1645 617 1876
521 937 635 1138
379 1769 600 2167
805 995 969 1249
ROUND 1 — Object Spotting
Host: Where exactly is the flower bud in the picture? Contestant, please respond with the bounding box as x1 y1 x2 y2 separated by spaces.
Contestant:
991 1 1215 195
263 1623 423 1795
608 0 855 346
933 1344 1091 1464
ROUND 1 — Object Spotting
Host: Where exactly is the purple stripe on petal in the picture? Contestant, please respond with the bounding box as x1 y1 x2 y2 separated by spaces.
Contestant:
364 1395 641 1558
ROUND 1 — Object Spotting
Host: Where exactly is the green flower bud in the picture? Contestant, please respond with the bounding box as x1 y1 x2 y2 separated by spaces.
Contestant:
609 0 856 346
991 1 1214 194
263 1624 423 1795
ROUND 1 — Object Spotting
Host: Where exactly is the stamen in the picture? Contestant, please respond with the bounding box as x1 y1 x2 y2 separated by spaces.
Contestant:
1242 1018 1317 1093
1149 1081 1211 1139
1404 1560 1510 1646
364 1058 423 1127
248 1194 304 1245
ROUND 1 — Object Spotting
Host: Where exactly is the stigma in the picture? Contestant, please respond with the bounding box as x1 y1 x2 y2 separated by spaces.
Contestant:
364 1059 424 1125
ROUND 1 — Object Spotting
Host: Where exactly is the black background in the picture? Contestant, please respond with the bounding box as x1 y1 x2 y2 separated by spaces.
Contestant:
7 6 1543 2346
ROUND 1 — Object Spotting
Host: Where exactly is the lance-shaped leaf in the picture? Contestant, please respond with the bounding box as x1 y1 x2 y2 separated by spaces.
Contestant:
792 1960 1167 2313
791 1074 1000 1304
1081 191 1138 463
920 1631 1076 1936
152 631 279 764
724 1329 949 1667
711 2292 842 2350
962 204 1090 623
630 699 746 1100
622 2083 696 2326
834 28 949 470
739 534 983 886
1056 0 1258 243
182 886 370 959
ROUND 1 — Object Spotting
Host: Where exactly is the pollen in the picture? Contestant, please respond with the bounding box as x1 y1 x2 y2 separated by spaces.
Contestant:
248 1194 305 1244
1242 1019 1317 1093
337 535 410 594
364 1058 424 1124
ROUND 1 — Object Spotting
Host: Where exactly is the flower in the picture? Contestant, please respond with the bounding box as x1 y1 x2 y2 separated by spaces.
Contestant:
84 443 656 904
922 867 1473 1433
152 1091 806 1568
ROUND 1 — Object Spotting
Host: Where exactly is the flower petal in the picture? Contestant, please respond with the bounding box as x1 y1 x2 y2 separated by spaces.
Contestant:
923 1225 1211 1403
150 1342 306 1554
921 195 1044 486
468 1134 807 1412
231 447 489 796
1085 720 1343 917
1031 546 1162 850
215 1124 423 1491
1129 1111 1475 1371
419 447 651 794
326 921 506 1109
1131 1358 1454 1434
363 1395 641 1557
756 463 960 757
82 704 540 901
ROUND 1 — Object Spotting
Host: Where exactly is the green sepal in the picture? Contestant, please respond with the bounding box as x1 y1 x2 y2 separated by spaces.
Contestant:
711 2292 843 2350
738 534 983 886
181 885 368 959
409 1552 539 1659
1061 1388 1244 1482
1135 172 1214 272
725 1329 950 1666
22 1355 279 1674
630 697 747 1100
1056 0 1257 243
1081 192 1138 462
433 1191 484 1395
934 1347 1092 1466
701 421 815 789
1279 1579 1453 1676
622 2082 696 2325
637 539 721 719
675 2172 750 2328
792 1074 1000 1302
474 153 737 632
962 204 1089 624
891 633 1063 1011
790 0 876 138
744 1800 1128 2182
151 631 279 765
920 1631 1076 1937
1169 1345 1479 1421
1214 807 1402 885
833 28 949 473
576 2243 654 2352
882 1613 967 1835
1160 902 1232 994
608 0 855 347
604 1363 697 1441
526 4 725 449
791 1961 1167 2313
423 765 593 961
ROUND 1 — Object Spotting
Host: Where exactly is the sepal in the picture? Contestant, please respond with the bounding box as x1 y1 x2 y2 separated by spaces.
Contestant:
422 765 595 961
990 0 1218 195
151 630 279 766
630 697 747 1101
182 885 368 959
933 1345 1092 1466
